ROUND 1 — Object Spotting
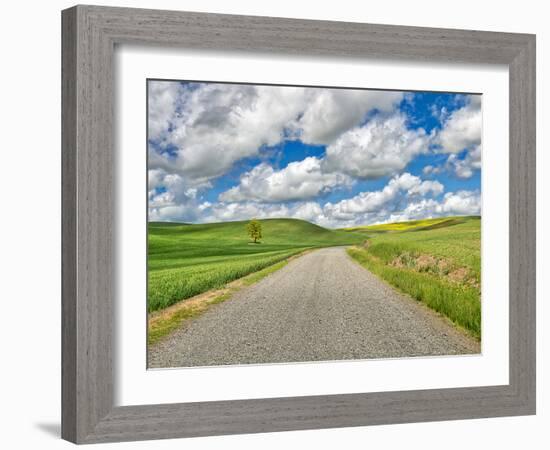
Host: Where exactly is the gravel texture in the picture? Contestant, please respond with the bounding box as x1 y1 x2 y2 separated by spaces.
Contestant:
148 247 480 368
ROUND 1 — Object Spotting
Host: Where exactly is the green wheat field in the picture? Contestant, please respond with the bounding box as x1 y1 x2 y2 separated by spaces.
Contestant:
148 215 481 339
147 219 364 312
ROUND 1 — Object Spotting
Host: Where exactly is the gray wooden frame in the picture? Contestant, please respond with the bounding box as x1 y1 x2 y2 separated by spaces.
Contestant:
61 4 536 444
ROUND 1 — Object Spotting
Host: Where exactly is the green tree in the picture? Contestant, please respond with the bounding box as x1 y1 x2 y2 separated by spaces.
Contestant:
246 219 262 243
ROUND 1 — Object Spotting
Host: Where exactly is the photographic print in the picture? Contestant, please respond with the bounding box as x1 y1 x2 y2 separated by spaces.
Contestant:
146 80 482 369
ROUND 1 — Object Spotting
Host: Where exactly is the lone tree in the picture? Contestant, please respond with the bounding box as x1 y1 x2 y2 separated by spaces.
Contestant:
246 219 262 243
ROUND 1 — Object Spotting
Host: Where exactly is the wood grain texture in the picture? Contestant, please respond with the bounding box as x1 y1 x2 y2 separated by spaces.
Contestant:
508 36 536 408
61 4 536 444
62 5 114 442
61 7 77 443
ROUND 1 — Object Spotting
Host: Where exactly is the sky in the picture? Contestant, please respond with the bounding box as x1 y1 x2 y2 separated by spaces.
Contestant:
147 80 482 228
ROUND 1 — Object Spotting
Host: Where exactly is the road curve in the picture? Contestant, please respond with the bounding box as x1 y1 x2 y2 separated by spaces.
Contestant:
149 247 479 368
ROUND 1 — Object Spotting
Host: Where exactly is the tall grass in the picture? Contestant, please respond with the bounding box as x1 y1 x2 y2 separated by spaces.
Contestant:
350 216 481 281
346 216 481 339
348 247 481 338
148 249 300 311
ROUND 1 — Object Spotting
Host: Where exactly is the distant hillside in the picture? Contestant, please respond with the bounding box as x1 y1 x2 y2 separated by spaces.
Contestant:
149 218 364 251
342 216 480 234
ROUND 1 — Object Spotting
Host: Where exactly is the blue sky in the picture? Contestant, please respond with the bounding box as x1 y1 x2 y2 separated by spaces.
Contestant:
148 81 481 228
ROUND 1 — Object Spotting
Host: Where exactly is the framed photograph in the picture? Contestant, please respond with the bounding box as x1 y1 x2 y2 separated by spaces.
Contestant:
62 5 536 444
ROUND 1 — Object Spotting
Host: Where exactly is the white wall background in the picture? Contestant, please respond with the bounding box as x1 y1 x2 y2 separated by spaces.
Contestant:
0 0 546 448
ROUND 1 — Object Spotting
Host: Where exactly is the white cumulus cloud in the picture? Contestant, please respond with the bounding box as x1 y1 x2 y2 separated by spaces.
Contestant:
362 190 480 225
148 169 204 222
219 157 353 203
438 95 481 153
436 95 482 178
293 89 403 145
149 83 308 184
201 201 315 223
147 82 482 227
322 173 443 224
445 144 482 179
438 190 481 215
148 81 185 142
323 114 430 179
148 81 405 185
191 178 479 228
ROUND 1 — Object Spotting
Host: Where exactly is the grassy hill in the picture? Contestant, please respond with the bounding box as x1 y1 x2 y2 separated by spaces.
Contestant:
343 216 476 233
346 216 481 338
148 218 364 311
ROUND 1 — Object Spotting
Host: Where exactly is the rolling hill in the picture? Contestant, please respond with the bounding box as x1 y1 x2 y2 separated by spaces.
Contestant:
343 215 479 233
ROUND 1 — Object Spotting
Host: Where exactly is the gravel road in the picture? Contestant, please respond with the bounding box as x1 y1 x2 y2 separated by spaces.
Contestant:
148 247 480 368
